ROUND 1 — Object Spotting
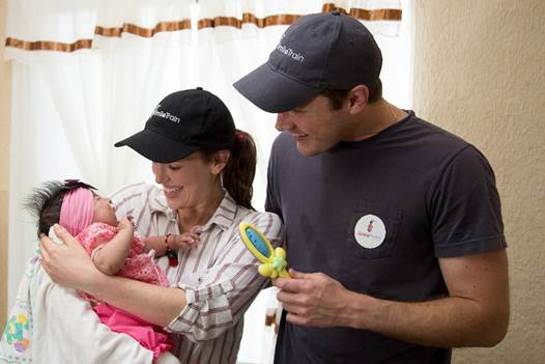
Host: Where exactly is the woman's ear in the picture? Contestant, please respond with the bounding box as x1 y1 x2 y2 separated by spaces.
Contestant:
210 150 231 175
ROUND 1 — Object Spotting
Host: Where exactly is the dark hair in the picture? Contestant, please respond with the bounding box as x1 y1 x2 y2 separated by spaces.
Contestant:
321 78 383 110
24 180 96 237
24 180 65 238
202 129 256 210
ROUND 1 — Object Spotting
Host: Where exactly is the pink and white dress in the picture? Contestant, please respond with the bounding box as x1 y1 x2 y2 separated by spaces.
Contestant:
77 222 172 359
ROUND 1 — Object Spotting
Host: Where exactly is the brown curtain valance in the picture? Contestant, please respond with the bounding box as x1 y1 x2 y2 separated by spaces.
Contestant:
5 3 402 53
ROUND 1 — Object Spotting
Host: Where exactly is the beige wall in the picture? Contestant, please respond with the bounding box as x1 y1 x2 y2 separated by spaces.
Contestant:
413 1 545 363
0 0 9 330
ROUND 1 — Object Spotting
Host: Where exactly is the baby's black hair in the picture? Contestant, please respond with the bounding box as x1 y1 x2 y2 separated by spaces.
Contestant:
24 180 96 237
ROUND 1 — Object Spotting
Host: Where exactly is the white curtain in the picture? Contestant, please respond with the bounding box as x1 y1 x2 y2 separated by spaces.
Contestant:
5 1 409 362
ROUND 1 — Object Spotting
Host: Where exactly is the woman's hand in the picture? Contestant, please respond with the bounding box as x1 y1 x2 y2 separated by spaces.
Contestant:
39 224 102 292
168 225 202 250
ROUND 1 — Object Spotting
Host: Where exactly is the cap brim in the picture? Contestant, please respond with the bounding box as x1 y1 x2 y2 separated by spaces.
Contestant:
114 129 196 163
233 63 321 113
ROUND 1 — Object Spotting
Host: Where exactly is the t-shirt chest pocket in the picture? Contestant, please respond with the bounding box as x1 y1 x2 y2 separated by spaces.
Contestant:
345 202 403 259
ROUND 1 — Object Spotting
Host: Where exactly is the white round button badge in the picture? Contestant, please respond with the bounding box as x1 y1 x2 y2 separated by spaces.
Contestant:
354 214 387 249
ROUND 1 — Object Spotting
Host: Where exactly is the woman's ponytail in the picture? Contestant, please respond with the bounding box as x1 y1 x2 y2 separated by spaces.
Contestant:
222 129 256 209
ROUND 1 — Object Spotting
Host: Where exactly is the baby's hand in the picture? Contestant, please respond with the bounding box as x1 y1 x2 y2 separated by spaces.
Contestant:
118 216 135 234
169 226 202 250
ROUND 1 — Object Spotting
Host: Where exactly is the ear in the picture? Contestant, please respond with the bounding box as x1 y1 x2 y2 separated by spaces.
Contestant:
209 150 231 175
346 85 369 114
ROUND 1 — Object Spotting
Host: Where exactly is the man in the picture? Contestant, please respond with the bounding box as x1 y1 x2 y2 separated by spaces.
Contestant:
234 11 509 364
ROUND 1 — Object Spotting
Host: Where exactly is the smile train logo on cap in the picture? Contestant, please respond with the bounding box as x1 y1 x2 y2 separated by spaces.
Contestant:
276 43 305 63
152 104 181 124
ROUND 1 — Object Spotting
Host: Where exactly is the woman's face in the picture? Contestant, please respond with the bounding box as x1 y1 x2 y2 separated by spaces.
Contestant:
152 151 226 211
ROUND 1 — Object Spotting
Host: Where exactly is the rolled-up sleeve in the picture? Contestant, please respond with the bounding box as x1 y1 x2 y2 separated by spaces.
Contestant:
165 211 282 342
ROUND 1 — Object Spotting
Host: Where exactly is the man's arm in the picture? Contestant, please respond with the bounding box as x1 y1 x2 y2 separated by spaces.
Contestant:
40 224 186 327
276 249 509 348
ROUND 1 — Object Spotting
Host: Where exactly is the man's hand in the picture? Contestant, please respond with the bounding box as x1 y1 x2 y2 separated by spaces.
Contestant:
275 269 356 327
39 224 101 292
275 251 509 348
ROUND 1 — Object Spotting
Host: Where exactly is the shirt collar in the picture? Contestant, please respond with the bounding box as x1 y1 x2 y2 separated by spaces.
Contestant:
202 191 237 231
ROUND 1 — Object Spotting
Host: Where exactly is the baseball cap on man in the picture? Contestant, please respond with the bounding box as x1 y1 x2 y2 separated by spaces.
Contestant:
114 88 235 163
233 12 382 113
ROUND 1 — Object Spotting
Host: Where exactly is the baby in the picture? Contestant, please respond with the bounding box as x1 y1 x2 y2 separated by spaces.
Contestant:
26 179 200 361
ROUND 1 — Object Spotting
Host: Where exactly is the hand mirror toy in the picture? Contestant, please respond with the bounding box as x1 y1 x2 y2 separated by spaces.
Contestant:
239 222 290 279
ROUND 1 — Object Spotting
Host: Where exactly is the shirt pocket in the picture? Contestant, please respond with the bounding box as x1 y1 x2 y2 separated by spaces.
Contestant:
345 201 403 260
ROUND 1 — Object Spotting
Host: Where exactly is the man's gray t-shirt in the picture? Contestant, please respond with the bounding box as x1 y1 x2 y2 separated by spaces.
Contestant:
266 111 506 364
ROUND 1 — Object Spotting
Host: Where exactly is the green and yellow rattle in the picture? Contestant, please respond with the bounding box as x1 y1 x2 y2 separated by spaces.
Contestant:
239 222 290 279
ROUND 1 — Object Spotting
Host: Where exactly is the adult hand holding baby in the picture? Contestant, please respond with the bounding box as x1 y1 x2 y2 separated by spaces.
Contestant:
39 224 102 292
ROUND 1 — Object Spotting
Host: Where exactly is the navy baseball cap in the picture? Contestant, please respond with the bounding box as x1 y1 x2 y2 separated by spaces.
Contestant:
114 88 235 163
233 12 382 113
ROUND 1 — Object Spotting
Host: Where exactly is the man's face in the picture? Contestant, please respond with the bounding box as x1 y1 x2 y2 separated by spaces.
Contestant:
275 95 349 156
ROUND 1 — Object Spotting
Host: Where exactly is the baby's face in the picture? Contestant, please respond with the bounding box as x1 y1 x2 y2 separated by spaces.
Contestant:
92 193 118 226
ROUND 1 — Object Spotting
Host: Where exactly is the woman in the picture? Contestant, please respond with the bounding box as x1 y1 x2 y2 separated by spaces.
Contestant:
39 88 283 363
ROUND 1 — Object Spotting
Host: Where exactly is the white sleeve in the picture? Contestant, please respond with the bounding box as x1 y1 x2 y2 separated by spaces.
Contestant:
30 266 154 364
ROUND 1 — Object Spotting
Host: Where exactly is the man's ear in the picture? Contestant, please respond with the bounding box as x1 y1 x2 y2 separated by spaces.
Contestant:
347 85 369 114
210 150 231 175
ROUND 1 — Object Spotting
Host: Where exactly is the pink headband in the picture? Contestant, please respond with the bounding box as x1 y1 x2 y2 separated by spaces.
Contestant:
59 187 94 236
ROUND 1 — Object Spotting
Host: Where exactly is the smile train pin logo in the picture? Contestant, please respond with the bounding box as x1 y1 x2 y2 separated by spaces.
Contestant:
354 214 386 249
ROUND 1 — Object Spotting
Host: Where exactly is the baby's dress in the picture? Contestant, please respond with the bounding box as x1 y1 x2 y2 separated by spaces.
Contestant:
77 222 172 359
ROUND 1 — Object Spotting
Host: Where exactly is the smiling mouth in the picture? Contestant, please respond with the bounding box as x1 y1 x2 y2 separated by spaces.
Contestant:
164 186 182 193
